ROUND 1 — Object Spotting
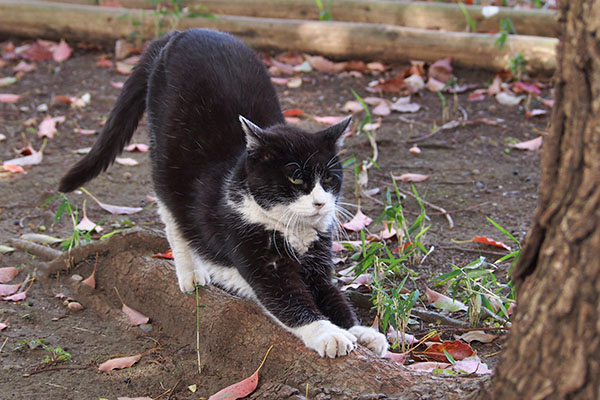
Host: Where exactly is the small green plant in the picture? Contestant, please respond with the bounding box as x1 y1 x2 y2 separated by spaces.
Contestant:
314 0 332 21
458 2 476 32
15 338 72 363
372 274 420 352
509 52 527 80
432 218 520 326
436 76 459 123
495 18 517 50
40 194 93 252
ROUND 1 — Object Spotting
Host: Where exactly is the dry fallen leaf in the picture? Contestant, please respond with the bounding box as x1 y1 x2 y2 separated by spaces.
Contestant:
393 173 429 183
382 351 407 364
313 115 348 125
425 287 468 312
52 39 72 62
125 143 149 153
424 340 475 362
0 267 19 283
496 92 523 106
428 57 453 83
342 209 373 232
455 330 498 344
98 354 142 372
511 136 543 151
0 93 20 103
2 291 27 302
3 143 44 167
0 284 20 297
116 157 139 166
208 346 273 400
152 249 174 259
38 115 66 138
122 303 150 326
390 96 421 113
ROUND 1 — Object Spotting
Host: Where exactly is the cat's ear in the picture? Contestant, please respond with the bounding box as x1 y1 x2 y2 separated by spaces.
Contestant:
319 116 352 148
239 115 265 150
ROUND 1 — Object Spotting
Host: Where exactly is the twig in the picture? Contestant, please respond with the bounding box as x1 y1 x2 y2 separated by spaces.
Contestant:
396 188 454 230
413 326 510 336
0 337 8 353
7 238 62 260
24 364 93 376
407 120 462 143
412 308 468 327
436 246 508 258
166 379 182 400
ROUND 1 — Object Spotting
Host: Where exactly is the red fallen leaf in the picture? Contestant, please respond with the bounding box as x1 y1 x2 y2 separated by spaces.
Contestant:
0 322 7 330
468 89 487 102
282 108 305 117
125 143 149 152
428 57 453 83
342 209 373 232
53 39 72 62
54 95 73 105
473 236 511 251
512 81 541 95
2 291 27 302
0 93 20 103
382 351 407 364
424 340 476 362
0 267 19 283
0 284 20 296
393 173 429 183
98 354 141 372
82 261 97 289
208 346 273 400
13 60 36 73
525 109 548 118
3 164 25 173
152 249 173 259
21 42 53 61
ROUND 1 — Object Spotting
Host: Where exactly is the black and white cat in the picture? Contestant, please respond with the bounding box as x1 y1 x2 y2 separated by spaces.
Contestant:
59 29 387 358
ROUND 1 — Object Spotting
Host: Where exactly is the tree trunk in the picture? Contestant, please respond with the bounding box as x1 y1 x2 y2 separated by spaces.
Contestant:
492 1 600 398
43 228 489 399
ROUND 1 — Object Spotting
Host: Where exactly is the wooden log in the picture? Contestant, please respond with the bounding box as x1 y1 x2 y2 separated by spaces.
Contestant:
39 0 559 38
48 228 489 399
0 0 557 74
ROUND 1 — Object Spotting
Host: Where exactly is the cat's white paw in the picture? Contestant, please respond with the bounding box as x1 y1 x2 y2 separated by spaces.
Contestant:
176 268 211 293
348 326 388 356
293 320 357 358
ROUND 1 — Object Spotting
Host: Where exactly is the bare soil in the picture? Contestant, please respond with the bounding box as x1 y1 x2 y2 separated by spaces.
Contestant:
0 38 548 399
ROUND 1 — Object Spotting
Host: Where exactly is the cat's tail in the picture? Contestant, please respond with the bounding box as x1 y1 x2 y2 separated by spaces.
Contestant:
58 32 176 193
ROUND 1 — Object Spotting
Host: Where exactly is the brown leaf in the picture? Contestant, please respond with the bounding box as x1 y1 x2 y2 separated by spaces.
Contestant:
307 55 346 73
0 284 20 296
98 354 141 372
511 136 543 151
428 57 453 83
122 304 149 326
393 173 429 183
52 39 72 62
0 267 19 283
424 340 475 362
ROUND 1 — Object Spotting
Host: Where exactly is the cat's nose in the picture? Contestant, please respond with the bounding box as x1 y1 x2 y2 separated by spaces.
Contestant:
313 202 325 210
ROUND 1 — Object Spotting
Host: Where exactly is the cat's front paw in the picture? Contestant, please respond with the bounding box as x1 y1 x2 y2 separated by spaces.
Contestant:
177 268 211 293
295 320 357 358
348 326 388 356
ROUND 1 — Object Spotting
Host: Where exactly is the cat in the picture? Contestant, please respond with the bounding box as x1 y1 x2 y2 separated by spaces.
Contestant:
59 28 387 358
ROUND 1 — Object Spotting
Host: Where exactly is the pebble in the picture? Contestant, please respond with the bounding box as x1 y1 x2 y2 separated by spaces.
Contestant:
71 274 83 281
139 323 153 333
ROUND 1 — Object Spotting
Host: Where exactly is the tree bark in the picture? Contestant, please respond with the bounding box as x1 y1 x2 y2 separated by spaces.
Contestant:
46 228 489 399
492 1 600 398
0 0 557 74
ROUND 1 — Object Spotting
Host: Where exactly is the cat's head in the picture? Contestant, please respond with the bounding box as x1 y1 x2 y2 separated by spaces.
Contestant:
239 115 351 231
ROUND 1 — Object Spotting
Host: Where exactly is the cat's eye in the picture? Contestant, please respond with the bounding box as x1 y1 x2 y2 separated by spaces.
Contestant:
288 176 303 185
323 176 334 183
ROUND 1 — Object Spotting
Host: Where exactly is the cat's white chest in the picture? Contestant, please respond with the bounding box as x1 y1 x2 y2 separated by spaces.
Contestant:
235 195 330 255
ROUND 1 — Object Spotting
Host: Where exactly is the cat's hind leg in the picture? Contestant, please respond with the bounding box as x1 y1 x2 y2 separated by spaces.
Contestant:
157 201 211 292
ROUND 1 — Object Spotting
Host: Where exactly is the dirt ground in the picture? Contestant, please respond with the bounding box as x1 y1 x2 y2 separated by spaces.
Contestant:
0 36 548 399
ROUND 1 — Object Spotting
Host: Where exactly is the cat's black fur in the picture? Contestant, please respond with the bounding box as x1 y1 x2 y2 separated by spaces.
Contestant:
59 29 386 357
